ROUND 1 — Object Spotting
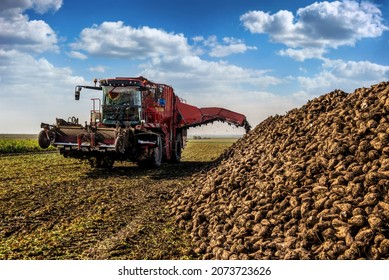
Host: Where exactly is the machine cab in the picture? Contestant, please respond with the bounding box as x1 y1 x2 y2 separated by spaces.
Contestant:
97 78 146 127
101 84 142 126
75 77 171 128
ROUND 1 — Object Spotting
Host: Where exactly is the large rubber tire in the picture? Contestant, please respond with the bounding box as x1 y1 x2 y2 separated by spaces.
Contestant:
151 137 163 167
137 136 162 169
38 130 50 149
115 135 126 154
170 133 182 163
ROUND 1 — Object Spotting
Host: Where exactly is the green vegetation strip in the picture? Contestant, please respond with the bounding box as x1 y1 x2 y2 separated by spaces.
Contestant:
0 139 51 154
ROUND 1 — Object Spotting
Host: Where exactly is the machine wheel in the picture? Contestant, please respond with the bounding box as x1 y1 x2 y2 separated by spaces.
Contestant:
38 130 51 149
151 137 163 167
170 133 182 162
115 135 126 153
137 136 162 168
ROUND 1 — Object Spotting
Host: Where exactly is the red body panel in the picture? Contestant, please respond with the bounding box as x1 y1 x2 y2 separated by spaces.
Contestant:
176 99 246 128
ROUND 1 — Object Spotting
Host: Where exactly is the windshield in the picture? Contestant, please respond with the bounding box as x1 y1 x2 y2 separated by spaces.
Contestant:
101 86 142 125
103 86 141 106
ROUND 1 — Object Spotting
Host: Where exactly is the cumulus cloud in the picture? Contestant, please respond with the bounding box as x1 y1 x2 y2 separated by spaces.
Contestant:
140 54 280 91
241 0 388 60
297 58 389 94
67 50 88 60
71 22 192 59
72 23 257 60
29 0 62 14
209 37 257 57
241 10 295 36
0 0 62 15
0 15 58 52
209 43 255 57
89 66 106 73
278 48 327 61
323 59 389 80
71 21 280 109
0 0 61 53
0 49 84 99
0 49 87 133
191 35 257 57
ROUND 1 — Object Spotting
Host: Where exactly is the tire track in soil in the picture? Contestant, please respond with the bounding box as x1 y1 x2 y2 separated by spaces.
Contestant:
0 153 211 259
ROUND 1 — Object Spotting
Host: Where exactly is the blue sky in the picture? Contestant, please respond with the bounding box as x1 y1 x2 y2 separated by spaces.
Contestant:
1 0 389 134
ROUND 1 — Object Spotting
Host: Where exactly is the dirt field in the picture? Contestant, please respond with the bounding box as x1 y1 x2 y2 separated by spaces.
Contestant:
0 138 236 259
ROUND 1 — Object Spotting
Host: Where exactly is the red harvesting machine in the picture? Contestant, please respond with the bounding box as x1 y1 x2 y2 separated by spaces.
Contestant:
39 76 250 168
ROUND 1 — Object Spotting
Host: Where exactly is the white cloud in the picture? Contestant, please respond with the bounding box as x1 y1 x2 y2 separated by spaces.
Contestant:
0 0 62 15
140 54 280 92
296 0 386 45
298 71 339 93
241 0 388 60
209 37 257 57
0 49 87 133
322 59 389 80
71 22 192 59
298 67 307 73
197 35 217 47
29 0 62 14
0 0 69 133
0 14 58 53
278 48 327 61
67 50 88 60
297 58 389 94
0 49 83 87
0 0 61 53
89 66 106 73
241 10 295 36
192 36 205 43
191 35 257 57
72 24 257 60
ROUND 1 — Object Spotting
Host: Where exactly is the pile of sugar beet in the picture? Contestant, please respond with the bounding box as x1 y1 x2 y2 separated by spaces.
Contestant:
171 82 389 260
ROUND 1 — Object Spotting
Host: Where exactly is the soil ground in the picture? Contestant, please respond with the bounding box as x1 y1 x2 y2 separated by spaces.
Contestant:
0 138 236 259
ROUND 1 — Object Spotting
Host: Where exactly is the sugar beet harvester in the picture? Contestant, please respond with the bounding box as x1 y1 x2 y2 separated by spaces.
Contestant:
39 77 251 168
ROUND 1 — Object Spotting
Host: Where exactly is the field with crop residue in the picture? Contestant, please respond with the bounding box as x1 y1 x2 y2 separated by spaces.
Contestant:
0 138 236 259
